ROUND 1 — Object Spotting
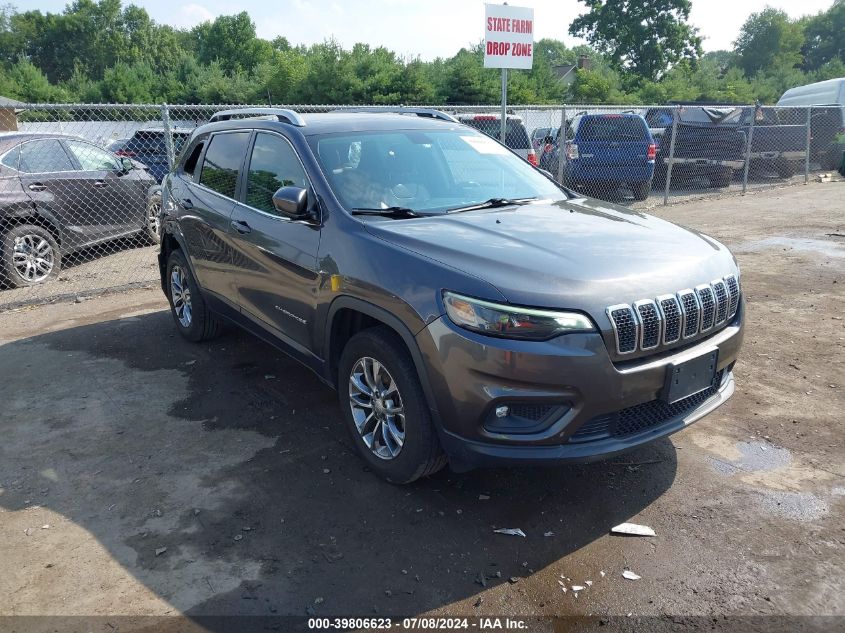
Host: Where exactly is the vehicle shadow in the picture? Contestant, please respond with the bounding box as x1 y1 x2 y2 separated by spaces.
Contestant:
0 310 679 621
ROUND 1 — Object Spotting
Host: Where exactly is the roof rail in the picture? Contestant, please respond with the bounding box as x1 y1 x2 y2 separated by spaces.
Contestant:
209 108 306 127
331 106 458 123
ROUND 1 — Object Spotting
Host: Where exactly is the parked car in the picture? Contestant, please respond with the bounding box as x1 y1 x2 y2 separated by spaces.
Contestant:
113 127 192 183
0 133 157 288
158 107 744 483
531 126 557 153
725 106 806 178
539 113 656 200
777 78 845 169
456 113 538 165
644 106 747 188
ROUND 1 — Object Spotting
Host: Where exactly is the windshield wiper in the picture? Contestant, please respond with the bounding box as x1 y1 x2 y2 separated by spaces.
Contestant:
446 197 538 214
351 206 423 218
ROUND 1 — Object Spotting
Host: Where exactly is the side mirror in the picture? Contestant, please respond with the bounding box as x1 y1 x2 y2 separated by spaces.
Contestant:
120 157 134 172
272 186 310 219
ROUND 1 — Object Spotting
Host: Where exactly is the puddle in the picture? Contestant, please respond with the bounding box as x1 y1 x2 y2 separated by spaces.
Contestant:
708 440 791 475
754 489 830 521
735 236 845 259
703 438 834 522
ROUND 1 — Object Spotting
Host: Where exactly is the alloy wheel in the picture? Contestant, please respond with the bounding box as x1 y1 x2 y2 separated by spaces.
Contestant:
12 233 55 283
170 265 192 327
348 356 406 459
147 198 161 237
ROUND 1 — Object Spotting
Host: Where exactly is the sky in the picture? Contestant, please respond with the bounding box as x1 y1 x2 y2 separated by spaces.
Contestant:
20 0 837 60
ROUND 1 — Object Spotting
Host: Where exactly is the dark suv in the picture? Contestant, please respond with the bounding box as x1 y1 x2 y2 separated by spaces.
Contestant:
0 133 156 288
159 108 744 483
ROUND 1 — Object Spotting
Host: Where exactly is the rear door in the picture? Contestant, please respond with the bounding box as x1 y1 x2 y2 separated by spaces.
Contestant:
229 131 321 354
176 130 251 302
575 116 651 181
17 138 91 249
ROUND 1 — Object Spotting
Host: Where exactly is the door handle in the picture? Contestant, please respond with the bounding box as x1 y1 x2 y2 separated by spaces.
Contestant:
181 198 194 209
93 180 108 188
27 183 47 192
231 220 252 234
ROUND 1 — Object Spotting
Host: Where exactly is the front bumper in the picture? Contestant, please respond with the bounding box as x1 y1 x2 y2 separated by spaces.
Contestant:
415 300 744 469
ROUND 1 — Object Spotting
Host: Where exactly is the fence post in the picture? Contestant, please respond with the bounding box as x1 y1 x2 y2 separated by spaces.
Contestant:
161 103 175 172
557 105 567 185
741 105 756 195
804 106 812 184
662 106 679 206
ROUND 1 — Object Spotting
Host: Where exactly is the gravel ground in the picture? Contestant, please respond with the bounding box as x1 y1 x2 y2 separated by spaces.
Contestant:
0 181 842 631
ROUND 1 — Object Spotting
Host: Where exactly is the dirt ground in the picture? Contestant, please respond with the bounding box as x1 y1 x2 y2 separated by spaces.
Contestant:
0 182 843 631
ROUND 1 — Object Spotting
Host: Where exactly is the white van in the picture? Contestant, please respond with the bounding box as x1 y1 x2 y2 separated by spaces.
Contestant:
777 78 845 169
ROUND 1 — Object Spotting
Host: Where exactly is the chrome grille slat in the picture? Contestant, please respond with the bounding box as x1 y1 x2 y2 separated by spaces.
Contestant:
656 294 682 344
711 279 729 325
634 299 662 350
677 289 700 339
606 304 638 355
696 284 716 332
725 274 740 318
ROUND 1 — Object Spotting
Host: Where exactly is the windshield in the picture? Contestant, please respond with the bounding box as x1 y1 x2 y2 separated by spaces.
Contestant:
309 128 564 215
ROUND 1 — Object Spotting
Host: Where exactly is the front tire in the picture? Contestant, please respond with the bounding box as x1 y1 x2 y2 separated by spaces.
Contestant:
0 224 61 288
165 249 222 342
338 326 446 483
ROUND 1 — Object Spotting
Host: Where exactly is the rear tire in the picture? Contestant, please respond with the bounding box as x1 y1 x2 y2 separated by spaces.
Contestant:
338 326 446 483
632 180 652 201
165 249 222 342
773 159 795 179
0 223 61 289
709 169 732 188
144 190 162 244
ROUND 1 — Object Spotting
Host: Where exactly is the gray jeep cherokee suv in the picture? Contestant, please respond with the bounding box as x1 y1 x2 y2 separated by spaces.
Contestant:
158 107 744 483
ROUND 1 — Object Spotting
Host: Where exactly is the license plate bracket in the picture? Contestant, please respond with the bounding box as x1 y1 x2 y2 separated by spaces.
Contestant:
661 348 719 404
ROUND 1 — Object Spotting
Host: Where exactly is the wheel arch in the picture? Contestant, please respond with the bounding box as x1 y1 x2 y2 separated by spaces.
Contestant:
325 296 440 421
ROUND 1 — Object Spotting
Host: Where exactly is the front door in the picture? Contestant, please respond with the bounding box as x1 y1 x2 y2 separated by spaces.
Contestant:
63 140 148 237
229 131 321 354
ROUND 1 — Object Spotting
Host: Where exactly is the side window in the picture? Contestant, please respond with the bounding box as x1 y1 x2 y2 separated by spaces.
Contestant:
65 140 120 171
182 141 205 177
199 132 250 199
1 146 20 170
245 133 309 214
18 140 75 173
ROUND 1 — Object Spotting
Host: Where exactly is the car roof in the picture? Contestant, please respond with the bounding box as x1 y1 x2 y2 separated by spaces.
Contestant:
193 112 476 137
0 132 81 153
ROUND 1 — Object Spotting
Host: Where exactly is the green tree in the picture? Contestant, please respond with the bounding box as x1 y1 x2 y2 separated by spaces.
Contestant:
802 0 845 70
569 0 702 81
734 7 805 77
192 12 273 73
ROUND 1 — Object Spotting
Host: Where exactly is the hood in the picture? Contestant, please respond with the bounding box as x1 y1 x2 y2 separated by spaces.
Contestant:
363 197 738 318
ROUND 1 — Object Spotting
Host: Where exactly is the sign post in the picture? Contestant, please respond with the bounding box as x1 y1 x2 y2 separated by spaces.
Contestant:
484 3 534 143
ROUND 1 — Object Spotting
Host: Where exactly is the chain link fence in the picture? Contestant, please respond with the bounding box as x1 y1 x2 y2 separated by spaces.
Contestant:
0 102 842 311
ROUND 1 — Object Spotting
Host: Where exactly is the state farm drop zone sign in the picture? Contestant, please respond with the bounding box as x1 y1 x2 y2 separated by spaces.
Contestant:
484 3 534 70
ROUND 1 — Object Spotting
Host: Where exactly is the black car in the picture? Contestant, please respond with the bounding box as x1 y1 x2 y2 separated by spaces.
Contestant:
0 133 157 288
114 128 192 183
159 107 743 483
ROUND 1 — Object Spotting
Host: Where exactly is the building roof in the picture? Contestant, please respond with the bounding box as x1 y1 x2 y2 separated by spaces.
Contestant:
0 95 25 108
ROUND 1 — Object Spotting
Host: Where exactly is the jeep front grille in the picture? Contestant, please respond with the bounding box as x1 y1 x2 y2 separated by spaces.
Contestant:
607 275 740 355
696 285 716 332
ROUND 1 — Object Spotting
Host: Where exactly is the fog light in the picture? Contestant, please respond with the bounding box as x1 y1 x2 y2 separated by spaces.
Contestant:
495 405 509 418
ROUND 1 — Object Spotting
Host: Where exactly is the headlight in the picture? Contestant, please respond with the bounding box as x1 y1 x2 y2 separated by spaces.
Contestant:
443 291 594 340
